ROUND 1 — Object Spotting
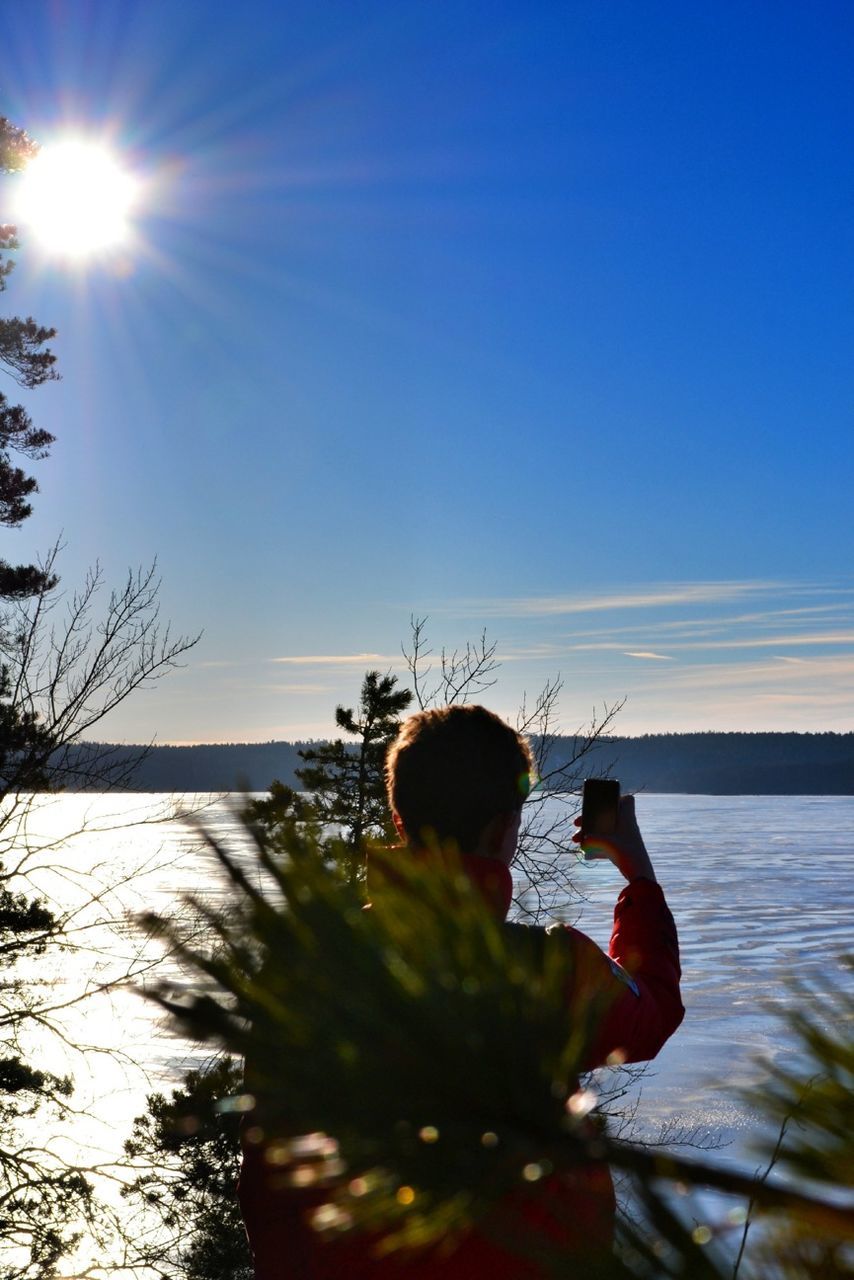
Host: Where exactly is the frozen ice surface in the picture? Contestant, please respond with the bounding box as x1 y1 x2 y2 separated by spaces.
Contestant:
542 793 854 1164
16 791 854 1177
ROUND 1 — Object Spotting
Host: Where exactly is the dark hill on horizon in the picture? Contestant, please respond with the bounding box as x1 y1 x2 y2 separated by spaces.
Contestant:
564 731 853 795
64 732 853 795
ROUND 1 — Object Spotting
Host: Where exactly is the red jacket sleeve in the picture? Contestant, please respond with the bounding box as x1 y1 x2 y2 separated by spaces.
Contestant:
562 878 684 1071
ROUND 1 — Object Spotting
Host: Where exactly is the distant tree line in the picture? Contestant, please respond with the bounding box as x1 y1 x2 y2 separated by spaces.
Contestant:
69 738 320 792
580 731 854 796
52 730 854 794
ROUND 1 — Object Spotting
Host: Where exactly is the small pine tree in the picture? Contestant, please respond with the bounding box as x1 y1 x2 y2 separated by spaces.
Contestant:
249 670 412 880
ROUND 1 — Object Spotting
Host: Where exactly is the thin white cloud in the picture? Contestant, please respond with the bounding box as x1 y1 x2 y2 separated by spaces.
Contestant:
495 643 568 661
271 652 399 666
439 581 784 619
535 631 854 656
556 602 854 644
609 652 854 732
641 653 854 692
624 651 674 661
653 631 854 652
568 642 654 652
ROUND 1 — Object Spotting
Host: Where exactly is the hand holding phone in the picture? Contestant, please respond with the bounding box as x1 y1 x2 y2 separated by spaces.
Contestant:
574 787 657 883
579 778 620 861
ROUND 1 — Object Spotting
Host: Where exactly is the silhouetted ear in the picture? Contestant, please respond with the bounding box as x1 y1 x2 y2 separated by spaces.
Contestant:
392 811 407 842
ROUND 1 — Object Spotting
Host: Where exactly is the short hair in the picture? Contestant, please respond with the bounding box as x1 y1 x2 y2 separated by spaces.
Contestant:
385 704 533 855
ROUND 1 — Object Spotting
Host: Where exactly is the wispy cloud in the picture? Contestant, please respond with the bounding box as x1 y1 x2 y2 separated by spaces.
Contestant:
640 653 854 692
610 653 854 732
195 579 853 739
638 630 854 652
624 651 673 660
440 581 784 618
553 630 854 655
553 602 854 644
271 652 400 666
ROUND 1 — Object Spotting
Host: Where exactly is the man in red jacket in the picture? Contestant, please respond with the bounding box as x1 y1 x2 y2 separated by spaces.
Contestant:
240 704 684 1277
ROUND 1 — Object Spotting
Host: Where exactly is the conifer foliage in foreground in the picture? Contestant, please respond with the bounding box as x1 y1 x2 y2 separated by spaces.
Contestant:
142 813 854 1279
121 1056 252 1280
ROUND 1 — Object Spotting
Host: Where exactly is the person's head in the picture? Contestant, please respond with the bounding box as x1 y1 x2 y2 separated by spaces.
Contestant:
385 704 533 863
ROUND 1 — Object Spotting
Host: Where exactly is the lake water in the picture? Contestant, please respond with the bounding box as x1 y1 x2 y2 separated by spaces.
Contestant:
12 791 854 1231
557 794 853 1158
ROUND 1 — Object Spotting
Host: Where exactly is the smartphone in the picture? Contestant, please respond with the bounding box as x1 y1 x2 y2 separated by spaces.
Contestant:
579 777 620 860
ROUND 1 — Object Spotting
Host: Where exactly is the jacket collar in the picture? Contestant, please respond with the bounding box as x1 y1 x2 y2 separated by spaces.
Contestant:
366 847 514 921
457 851 514 920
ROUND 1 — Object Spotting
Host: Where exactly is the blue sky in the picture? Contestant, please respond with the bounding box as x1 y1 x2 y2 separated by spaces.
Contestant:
2 1 852 741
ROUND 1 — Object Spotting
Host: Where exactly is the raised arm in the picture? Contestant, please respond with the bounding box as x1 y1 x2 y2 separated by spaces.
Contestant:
566 796 684 1069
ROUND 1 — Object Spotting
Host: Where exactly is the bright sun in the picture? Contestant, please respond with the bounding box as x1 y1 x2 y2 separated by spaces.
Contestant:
15 138 139 258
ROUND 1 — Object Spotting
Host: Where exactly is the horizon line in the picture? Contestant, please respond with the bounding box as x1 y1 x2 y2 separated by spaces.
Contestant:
83 726 854 749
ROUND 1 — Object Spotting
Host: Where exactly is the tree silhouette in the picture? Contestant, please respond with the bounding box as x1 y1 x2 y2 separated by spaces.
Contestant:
121 1057 252 1280
249 669 412 882
0 117 59 601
